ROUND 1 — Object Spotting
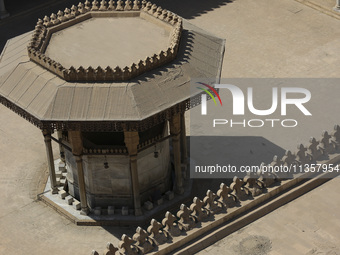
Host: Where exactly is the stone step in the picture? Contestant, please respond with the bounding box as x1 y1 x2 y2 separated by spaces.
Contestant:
121 206 129 216
144 201 153 211
60 178 66 186
108 206 115 215
73 200 81 210
59 190 67 199
55 171 62 178
65 195 74 205
62 172 67 178
165 190 174 201
59 162 66 172
94 207 101 216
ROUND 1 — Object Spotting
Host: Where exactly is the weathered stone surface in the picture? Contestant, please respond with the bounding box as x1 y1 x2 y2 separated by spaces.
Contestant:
165 190 174 201
132 227 153 254
143 201 153 211
162 211 181 237
147 219 167 245
177 204 196 231
122 206 129 216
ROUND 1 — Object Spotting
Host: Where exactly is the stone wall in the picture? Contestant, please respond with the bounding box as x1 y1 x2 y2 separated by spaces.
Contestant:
66 138 171 208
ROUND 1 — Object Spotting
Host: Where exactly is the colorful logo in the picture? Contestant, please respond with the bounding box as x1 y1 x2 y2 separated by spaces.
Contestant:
196 82 222 115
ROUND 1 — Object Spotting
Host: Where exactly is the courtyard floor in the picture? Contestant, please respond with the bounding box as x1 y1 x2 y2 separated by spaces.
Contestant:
0 0 339 254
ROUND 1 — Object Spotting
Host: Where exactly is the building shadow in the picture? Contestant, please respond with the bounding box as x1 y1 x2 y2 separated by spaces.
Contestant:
151 0 234 19
190 136 286 199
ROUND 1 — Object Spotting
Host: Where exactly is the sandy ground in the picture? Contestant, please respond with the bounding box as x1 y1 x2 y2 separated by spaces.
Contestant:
198 177 340 255
0 0 339 254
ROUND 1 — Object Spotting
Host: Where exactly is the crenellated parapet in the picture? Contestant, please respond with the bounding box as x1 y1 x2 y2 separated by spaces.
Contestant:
91 125 340 255
27 0 183 82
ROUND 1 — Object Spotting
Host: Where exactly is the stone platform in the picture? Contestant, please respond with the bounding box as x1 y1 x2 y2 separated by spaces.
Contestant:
39 159 193 226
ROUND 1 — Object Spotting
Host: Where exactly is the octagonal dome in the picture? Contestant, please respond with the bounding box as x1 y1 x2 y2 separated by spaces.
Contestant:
28 2 182 82
0 1 225 130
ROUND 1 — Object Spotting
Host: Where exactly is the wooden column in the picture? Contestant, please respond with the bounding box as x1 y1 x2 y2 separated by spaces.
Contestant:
43 130 58 194
180 112 188 166
334 0 340 11
57 130 65 162
0 0 9 19
170 113 184 194
69 131 89 215
124 131 143 216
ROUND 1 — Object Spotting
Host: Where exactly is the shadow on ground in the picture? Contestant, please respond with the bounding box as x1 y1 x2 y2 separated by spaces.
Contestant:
191 136 286 198
0 0 233 49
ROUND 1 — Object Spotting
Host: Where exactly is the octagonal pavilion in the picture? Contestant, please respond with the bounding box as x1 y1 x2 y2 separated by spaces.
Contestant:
0 0 225 217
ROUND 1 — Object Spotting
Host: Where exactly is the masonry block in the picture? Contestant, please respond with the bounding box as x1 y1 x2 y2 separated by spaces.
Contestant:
73 200 81 210
60 178 66 185
122 206 129 216
59 190 67 199
108 206 115 215
59 162 66 172
55 171 62 178
66 195 74 205
94 207 101 215
144 201 153 211
165 191 174 201
155 198 163 206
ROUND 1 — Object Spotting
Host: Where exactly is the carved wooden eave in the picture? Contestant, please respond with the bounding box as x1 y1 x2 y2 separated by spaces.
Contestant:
0 0 225 132
27 0 183 82
0 94 188 132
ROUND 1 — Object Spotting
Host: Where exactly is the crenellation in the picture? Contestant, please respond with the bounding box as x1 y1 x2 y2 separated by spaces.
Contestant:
84 0 92 10
160 9 168 20
116 0 124 11
177 204 195 231
143 2 152 12
103 242 119 255
307 137 322 161
118 234 138 255
71 5 80 16
124 0 132 11
91 0 99 11
203 189 221 214
132 227 153 254
50 13 60 25
190 197 208 222
77 3 87 14
154 6 162 18
64 8 75 20
43 16 52 27
99 0 107 11
107 0 115 10
148 4 157 15
243 172 262 196
331 124 340 149
166 11 173 23
132 0 140 10
216 183 237 209
29 1 182 82
257 162 277 188
86 66 96 80
147 219 167 245
296 143 311 166
319 130 335 154
230 176 251 201
162 211 181 237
